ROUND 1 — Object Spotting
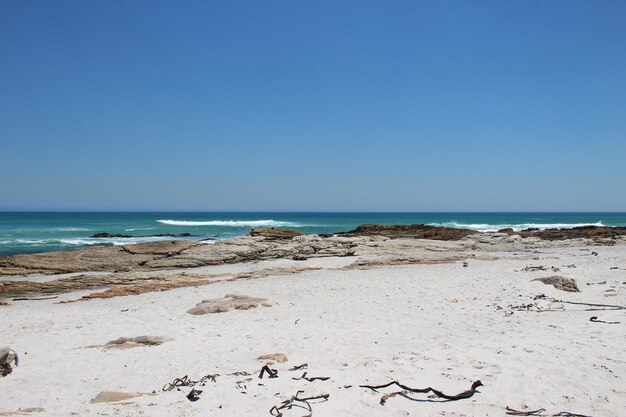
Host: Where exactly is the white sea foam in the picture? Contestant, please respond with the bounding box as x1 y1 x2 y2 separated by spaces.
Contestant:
427 221 605 233
156 219 302 227
52 227 92 232
15 239 48 244
124 227 156 232
58 236 172 246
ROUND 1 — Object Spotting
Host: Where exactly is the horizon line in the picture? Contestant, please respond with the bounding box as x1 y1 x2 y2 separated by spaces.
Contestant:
1 210 625 214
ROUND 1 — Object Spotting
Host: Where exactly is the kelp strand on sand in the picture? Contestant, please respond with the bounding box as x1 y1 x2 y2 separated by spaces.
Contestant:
360 380 483 405
505 406 594 417
162 374 219 391
269 390 330 417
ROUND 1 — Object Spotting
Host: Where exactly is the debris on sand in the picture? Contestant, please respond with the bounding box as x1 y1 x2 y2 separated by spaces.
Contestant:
0 347 18 377
90 391 156 404
0 407 45 415
107 335 173 349
360 379 483 405
257 353 288 363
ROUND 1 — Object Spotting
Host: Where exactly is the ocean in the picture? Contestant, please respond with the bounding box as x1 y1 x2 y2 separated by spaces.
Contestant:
1 212 625 257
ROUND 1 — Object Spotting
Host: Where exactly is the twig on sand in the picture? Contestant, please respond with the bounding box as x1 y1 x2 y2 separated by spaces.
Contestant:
508 297 626 314
505 407 593 417
289 363 308 371
589 316 620 324
360 380 483 405
269 390 329 417
360 380 431 393
523 266 548 272
292 372 330 382
229 370 253 376
506 407 547 416
553 299 625 310
162 374 219 391
259 365 278 379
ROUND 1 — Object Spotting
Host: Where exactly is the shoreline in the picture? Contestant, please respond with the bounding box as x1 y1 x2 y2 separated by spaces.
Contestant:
2 213 625 258
1 226 625 416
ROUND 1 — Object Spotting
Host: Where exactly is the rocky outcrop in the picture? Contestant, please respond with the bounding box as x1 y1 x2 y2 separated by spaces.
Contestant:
0 240 200 275
0 265 320 300
4 224 626 277
343 224 626 242
90 232 193 238
339 224 478 240
510 226 626 241
0 233 363 276
250 228 304 239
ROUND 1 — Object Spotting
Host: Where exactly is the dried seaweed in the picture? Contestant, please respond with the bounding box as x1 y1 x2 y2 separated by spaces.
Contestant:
505 407 593 417
186 388 202 401
505 406 547 415
259 365 278 379
589 316 620 324
289 363 308 371
361 380 482 405
162 374 219 391
269 390 329 417
292 372 330 382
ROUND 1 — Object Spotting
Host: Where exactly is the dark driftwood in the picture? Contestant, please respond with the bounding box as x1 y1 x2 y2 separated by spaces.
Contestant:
292 372 330 382
259 365 278 379
360 380 431 393
269 390 329 417
162 374 219 391
186 388 202 401
361 380 483 405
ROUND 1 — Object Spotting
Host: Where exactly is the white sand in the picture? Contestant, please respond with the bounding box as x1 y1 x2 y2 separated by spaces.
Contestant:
1 244 625 416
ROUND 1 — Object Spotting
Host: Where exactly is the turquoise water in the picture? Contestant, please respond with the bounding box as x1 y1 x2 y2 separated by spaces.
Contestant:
1 212 625 257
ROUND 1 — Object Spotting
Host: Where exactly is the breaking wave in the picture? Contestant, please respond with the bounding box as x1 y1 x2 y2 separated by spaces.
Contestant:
58 236 172 246
427 221 605 233
52 227 92 232
0 236 173 247
156 219 302 227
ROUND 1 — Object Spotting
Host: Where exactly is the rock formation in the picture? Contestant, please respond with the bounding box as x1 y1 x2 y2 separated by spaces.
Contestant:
533 276 580 292
90 232 193 238
187 294 276 315
339 224 478 240
250 228 305 239
510 225 626 241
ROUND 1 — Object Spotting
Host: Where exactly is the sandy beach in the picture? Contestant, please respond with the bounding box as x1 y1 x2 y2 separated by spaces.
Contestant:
1 229 625 417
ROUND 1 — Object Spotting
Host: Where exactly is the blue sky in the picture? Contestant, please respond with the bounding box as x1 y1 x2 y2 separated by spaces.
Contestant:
1 0 625 211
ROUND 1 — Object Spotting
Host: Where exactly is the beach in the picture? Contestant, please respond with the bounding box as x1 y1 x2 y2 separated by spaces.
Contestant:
1 227 625 416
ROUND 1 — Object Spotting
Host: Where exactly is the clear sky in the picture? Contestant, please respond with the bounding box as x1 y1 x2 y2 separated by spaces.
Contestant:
1 0 625 211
